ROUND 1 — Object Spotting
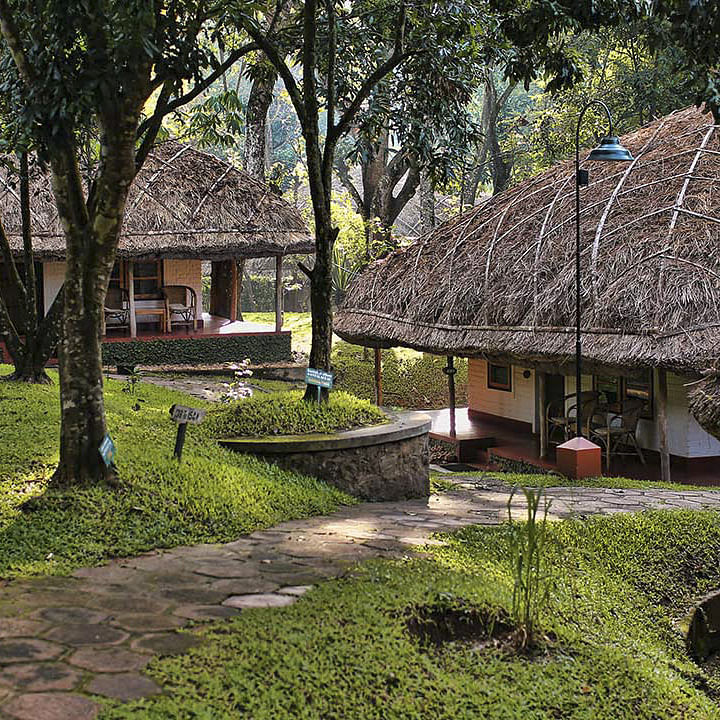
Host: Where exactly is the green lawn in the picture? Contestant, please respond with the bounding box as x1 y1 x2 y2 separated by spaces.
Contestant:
244 312 316 355
0 367 352 578
103 510 720 719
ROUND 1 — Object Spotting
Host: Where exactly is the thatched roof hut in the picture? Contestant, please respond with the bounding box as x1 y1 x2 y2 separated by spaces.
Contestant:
336 106 720 377
0 141 313 260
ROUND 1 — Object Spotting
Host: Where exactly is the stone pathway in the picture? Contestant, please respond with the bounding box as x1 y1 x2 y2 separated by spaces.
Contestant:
2 477 720 718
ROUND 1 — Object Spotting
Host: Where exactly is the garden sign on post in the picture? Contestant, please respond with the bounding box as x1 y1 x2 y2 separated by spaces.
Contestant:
305 368 334 402
169 404 206 462
99 434 116 468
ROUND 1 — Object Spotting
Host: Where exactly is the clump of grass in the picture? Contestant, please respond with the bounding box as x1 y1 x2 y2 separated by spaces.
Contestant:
506 486 553 649
204 390 387 438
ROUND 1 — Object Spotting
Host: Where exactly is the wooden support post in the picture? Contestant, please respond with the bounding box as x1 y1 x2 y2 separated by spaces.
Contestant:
538 371 548 458
128 261 137 338
210 260 237 320
229 261 238 322
374 347 383 406
445 356 457 438
275 255 284 333
658 369 671 483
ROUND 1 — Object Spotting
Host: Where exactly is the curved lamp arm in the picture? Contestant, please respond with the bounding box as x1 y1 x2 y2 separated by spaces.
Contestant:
575 99 613 175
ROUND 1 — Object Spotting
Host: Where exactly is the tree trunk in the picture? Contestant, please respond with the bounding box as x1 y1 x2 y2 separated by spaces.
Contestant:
51 113 141 486
244 62 277 180
0 154 63 384
304 214 336 401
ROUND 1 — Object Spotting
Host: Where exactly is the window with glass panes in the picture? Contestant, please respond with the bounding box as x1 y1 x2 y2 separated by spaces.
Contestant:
593 371 653 418
132 261 162 298
488 363 512 391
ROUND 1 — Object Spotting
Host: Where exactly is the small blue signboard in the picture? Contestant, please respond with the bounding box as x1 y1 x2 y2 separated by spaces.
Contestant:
305 368 334 389
99 434 116 467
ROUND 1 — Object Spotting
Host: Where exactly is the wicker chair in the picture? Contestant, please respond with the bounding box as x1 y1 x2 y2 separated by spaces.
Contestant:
546 398 572 445
103 287 130 333
565 391 601 438
162 285 197 332
589 397 647 469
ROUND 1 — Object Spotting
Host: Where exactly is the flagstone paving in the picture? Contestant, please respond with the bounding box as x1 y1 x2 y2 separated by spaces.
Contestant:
2 476 720 718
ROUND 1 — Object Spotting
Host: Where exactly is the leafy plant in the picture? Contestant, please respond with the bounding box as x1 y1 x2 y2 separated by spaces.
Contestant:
121 367 142 395
506 485 553 649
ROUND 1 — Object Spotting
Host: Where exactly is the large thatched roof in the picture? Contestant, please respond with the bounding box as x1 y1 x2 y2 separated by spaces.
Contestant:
1 141 313 260
336 107 720 376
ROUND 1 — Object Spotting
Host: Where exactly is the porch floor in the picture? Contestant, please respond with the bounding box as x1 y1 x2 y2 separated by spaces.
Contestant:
104 313 285 341
428 408 720 486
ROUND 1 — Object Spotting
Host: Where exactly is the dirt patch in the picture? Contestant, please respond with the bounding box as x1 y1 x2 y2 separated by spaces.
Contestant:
403 598 512 648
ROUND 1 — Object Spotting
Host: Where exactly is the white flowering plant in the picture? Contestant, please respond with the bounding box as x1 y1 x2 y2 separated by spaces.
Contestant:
220 358 254 403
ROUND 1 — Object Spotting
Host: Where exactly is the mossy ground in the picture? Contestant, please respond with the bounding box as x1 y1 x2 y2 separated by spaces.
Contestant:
102 510 720 719
0 366 352 578
433 470 720 493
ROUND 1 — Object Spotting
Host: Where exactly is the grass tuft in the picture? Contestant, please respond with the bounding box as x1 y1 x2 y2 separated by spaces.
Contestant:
204 390 387 438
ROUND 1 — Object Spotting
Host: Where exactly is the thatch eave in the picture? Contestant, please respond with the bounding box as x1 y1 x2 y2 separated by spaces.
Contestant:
688 373 720 441
0 140 314 261
334 308 719 376
338 107 720 377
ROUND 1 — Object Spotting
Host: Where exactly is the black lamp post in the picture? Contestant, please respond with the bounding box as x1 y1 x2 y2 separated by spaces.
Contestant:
574 101 633 438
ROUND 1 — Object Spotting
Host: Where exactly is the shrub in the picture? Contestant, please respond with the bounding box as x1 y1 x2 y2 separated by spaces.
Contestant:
332 342 468 409
205 390 387 437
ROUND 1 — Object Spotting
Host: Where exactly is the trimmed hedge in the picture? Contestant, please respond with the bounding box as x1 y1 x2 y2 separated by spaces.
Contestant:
102 333 291 367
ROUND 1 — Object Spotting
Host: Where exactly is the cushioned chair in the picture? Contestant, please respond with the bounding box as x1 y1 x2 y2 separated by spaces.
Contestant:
103 287 130 333
162 285 197 332
589 397 647 469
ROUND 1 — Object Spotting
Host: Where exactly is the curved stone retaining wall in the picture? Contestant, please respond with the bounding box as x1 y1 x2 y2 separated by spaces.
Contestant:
220 412 431 501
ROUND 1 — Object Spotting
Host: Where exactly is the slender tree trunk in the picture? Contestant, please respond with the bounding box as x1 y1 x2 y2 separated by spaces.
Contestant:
0 154 63 383
244 62 277 180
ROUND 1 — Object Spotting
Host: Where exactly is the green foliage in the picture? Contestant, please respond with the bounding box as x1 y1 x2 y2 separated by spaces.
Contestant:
102 511 720 719
205 391 387 438
333 342 468 409
241 274 279 312
101 334 290 367
0 367 351 578
506 486 553 648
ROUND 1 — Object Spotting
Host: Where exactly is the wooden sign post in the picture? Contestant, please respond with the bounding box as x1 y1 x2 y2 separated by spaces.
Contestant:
305 368 334 402
169 404 206 462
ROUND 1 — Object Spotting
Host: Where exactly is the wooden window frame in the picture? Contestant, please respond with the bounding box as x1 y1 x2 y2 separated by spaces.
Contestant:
487 362 512 392
592 372 654 420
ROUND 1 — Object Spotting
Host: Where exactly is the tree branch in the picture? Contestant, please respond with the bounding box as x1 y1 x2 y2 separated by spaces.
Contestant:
389 162 420 223
328 5 413 145
335 155 364 214
0 0 35 85
240 19 307 129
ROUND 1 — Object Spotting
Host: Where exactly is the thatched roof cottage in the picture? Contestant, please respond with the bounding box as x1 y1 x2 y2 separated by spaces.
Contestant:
0 141 314 366
336 107 720 481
